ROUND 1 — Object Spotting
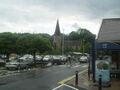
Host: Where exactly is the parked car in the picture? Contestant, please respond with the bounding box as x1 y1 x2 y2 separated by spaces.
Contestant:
39 55 52 66
35 55 43 64
42 55 52 62
20 54 33 60
5 60 28 70
0 55 7 59
79 56 88 63
52 55 61 65
52 55 67 65
19 54 34 67
0 59 5 67
60 55 67 64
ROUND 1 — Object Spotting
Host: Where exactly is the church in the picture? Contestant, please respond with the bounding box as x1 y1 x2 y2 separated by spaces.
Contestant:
53 20 81 53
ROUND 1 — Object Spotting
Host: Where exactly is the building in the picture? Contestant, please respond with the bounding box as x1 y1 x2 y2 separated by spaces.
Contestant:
97 18 120 43
53 20 62 49
53 20 81 52
64 40 81 51
90 18 120 83
97 18 120 70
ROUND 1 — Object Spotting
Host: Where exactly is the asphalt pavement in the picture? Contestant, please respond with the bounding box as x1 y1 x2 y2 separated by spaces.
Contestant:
0 63 88 90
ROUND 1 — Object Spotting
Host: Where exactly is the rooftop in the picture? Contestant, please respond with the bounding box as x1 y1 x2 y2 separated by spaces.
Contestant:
97 18 120 42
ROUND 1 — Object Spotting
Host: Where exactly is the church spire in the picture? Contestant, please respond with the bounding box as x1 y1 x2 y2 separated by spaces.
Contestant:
54 19 61 35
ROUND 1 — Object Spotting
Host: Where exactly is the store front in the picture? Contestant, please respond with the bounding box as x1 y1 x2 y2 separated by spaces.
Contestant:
96 42 120 78
91 18 120 82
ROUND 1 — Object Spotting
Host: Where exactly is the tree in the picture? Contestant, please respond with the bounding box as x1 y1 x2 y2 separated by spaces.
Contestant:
69 31 79 40
0 32 17 61
16 33 32 55
67 28 95 53
16 33 52 66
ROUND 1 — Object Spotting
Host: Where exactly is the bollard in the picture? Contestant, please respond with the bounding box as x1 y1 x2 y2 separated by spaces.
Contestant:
75 71 78 86
98 75 102 90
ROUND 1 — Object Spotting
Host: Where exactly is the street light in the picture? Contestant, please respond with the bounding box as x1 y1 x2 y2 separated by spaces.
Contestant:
79 29 84 54
62 29 64 55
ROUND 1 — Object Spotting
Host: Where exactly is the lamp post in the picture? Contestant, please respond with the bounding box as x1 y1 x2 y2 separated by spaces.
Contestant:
62 29 64 55
91 36 96 82
79 29 84 54
82 38 85 54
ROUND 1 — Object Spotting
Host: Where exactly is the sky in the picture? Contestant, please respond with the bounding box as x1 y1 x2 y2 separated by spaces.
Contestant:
0 0 120 35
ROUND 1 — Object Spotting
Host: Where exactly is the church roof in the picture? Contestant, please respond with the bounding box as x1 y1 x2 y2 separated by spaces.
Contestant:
97 18 120 42
54 20 61 35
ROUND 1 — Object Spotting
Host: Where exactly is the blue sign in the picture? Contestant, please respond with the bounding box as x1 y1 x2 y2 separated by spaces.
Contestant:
96 42 120 50
95 60 110 82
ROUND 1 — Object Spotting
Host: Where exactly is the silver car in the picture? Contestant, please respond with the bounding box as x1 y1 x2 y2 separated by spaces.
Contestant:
5 60 28 70
79 56 88 63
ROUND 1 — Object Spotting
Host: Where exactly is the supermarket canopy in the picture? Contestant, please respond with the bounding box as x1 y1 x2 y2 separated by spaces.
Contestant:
70 52 82 55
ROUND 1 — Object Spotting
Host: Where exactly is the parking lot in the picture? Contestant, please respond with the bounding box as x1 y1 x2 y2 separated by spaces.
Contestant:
0 54 89 79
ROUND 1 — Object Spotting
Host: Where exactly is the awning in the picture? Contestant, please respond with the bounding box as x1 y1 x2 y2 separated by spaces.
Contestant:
71 52 82 55
96 42 120 50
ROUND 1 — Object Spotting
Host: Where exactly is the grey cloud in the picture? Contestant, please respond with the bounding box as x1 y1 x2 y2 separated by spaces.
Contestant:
0 0 120 34
28 0 120 20
1 0 120 20
72 23 80 29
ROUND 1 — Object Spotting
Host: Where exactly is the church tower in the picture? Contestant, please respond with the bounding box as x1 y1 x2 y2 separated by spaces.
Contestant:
53 20 62 49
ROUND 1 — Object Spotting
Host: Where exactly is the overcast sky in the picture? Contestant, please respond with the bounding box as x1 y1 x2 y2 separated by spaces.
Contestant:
0 0 120 35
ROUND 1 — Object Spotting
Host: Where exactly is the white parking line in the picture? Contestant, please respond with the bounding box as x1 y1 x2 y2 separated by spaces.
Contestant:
52 84 79 90
63 84 79 90
52 84 64 90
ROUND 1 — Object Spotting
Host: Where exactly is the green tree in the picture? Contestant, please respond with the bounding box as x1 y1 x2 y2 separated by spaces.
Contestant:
67 28 95 53
0 32 18 61
16 33 52 66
